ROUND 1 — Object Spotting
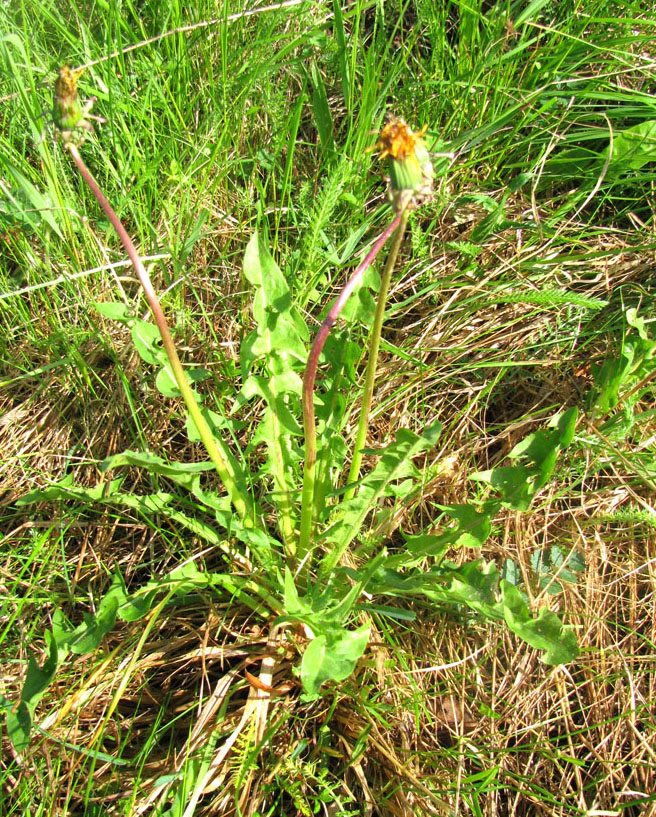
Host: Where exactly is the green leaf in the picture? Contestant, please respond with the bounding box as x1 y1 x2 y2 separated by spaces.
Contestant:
500 581 579 664
155 363 212 398
243 232 289 336
470 464 535 511
300 624 370 700
402 503 493 560
239 234 308 538
94 301 134 322
17 476 126 506
337 264 380 325
502 558 521 586
603 120 656 175
322 419 442 572
309 59 335 154
439 560 503 619
67 571 126 654
4 701 32 753
102 449 215 488
185 406 231 439
132 320 165 365
284 567 309 617
472 409 577 509
21 630 59 710
2 161 64 238
5 629 60 750
370 560 577 665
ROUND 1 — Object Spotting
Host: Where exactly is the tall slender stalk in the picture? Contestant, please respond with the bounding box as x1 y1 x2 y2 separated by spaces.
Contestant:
345 206 410 501
298 209 406 562
67 143 256 525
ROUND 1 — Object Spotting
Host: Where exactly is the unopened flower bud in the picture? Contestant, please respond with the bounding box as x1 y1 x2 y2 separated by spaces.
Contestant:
53 66 85 131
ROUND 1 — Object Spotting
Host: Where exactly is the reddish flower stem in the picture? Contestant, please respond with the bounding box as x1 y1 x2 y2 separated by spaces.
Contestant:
297 209 404 560
67 142 255 524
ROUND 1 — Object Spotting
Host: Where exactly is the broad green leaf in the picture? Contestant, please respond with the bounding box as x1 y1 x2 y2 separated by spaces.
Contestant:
155 364 181 397
94 301 133 322
21 630 59 710
4 701 31 753
2 161 64 238
66 571 126 654
337 264 380 325
603 120 656 175
439 560 503 620
102 450 215 487
131 320 165 365
322 419 442 572
185 407 231 439
213 507 276 570
470 465 535 511
309 59 335 154
300 624 370 700
239 233 307 540
472 409 577 509
501 558 521 586
325 551 387 623
399 503 493 563
284 567 308 617
370 561 578 665
67 601 120 654
17 477 126 506
501 581 579 664
243 232 291 335
5 630 60 750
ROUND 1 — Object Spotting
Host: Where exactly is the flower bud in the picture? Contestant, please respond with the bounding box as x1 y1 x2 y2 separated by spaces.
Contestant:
53 66 85 132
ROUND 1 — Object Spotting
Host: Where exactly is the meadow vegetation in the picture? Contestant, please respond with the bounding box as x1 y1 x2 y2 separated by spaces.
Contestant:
1 1 655 815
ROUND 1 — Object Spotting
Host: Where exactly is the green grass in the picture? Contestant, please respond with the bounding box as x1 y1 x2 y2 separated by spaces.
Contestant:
2 0 656 815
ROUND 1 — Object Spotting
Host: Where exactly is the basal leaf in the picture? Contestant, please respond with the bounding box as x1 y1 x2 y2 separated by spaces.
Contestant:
131 320 165 365
21 630 59 711
409 503 494 557
17 477 126 506
300 624 370 700
243 232 291 328
603 120 656 175
102 450 215 486
321 419 442 572
4 701 31 753
95 301 134 322
470 465 534 511
472 409 577 509
500 581 579 664
66 571 126 654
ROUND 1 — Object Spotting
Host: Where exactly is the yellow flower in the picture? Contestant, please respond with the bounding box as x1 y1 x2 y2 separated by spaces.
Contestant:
374 117 434 209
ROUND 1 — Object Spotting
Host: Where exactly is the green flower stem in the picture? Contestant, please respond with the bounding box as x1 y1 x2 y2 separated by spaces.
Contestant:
67 143 255 525
345 205 410 501
298 210 405 563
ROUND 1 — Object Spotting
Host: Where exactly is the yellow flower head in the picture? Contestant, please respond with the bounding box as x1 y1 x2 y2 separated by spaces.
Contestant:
374 117 434 209
375 117 428 162
54 65 85 103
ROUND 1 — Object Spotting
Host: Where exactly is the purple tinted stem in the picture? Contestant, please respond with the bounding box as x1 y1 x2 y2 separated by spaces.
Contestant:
303 210 404 408
298 209 404 558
